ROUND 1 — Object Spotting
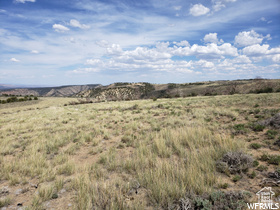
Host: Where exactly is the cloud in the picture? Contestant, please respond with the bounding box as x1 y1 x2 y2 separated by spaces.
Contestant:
173 40 190 47
107 44 123 56
211 0 237 13
31 50 39 54
271 54 280 63
72 68 100 74
10 58 20 62
234 30 270 47
96 40 110 48
231 55 252 64
189 4 210 16
69 19 90 29
242 44 270 56
173 42 238 59
173 6 182 11
212 1 225 12
197 60 215 68
259 17 272 24
242 44 280 63
14 0 35 3
85 59 103 66
52 24 70 32
203 33 223 44
82 40 241 74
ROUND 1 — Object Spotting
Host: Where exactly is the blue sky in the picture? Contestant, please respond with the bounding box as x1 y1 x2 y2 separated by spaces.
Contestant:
0 0 279 86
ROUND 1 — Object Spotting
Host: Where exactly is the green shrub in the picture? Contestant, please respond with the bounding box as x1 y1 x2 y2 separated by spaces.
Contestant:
192 191 247 210
157 104 164 108
253 87 273 94
189 92 197 97
252 160 259 167
254 109 260 114
51 193 58 199
131 104 139 110
256 165 268 172
250 124 265 132
266 130 278 139
267 155 280 165
248 171 256 179
232 175 242 182
219 183 229 189
233 124 247 134
259 153 269 161
259 154 280 165
234 124 245 130
250 143 262 150
0 197 11 208
216 151 253 174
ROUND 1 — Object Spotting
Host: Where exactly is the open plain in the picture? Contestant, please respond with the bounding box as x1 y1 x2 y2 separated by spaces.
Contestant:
0 93 280 209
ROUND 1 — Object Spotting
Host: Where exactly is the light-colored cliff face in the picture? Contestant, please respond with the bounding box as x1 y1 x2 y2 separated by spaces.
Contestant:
45 85 96 97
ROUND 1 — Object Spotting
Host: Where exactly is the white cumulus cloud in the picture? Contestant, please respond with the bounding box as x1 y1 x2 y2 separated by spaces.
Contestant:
197 60 215 68
231 55 252 64
10 58 20 62
69 19 90 29
242 44 280 63
242 44 270 56
52 24 70 32
234 30 270 47
271 54 280 63
173 42 238 59
107 44 123 56
203 33 223 44
189 4 210 16
173 40 190 47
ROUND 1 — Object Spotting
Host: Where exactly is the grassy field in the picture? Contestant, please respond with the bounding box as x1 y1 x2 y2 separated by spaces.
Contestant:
0 94 280 209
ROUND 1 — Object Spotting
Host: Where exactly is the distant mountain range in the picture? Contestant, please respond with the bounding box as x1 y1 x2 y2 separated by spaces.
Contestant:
1 79 279 99
78 79 280 101
0 84 101 97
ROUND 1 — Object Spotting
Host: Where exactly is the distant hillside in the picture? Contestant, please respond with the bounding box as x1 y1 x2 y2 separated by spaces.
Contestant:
0 84 101 97
0 84 24 90
2 79 279 99
78 79 280 101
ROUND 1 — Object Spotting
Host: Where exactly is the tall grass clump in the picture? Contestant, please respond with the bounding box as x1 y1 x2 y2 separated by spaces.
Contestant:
124 126 244 208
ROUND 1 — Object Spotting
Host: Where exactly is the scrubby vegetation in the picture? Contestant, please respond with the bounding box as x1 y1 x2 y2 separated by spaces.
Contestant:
0 93 279 209
0 95 38 104
77 79 280 101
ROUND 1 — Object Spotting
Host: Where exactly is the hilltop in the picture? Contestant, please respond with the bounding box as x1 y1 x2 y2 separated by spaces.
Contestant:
1 79 279 100
0 84 101 97
78 79 280 101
